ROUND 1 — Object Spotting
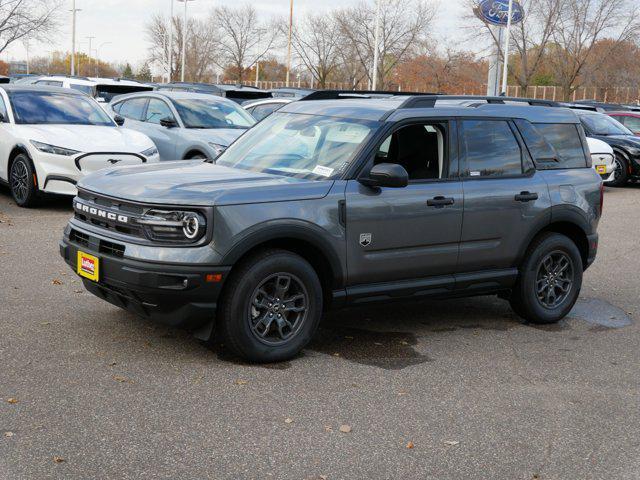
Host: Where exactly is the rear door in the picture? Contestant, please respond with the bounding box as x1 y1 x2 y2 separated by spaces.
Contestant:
457 118 551 273
345 120 463 292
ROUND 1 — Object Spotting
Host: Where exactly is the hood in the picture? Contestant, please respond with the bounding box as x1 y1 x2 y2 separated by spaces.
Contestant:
182 127 247 147
20 124 154 153
586 137 613 155
591 134 640 150
77 161 334 207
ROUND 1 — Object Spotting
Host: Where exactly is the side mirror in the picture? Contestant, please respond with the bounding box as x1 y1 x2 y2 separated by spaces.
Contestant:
113 115 125 126
0 112 6 123
359 163 409 189
160 116 178 128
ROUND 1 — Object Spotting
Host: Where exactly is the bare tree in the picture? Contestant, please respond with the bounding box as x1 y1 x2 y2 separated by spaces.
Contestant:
213 5 279 83
549 0 640 100
289 14 341 88
335 0 435 89
0 0 61 54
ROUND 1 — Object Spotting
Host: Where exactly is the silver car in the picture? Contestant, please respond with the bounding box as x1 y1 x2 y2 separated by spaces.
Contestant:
109 91 256 160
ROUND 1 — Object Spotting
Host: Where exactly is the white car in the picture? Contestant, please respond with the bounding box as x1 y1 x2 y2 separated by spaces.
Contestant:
0 85 159 207
33 76 153 109
586 137 616 182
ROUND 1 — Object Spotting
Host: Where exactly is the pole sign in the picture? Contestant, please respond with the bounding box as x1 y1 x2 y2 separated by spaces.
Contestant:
475 0 524 27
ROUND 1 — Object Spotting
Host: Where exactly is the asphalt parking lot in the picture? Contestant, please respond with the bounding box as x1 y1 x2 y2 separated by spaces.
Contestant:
1 185 639 480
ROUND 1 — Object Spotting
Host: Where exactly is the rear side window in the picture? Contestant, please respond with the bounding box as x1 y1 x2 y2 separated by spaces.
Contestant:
461 120 523 177
533 123 587 168
118 98 147 121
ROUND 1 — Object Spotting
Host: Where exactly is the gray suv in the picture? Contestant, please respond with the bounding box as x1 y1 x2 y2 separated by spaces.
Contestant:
60 93 603 363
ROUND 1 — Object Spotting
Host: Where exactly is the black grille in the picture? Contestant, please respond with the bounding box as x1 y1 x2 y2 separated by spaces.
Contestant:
75 190 145 238
99 240 125 257
70 229 90 247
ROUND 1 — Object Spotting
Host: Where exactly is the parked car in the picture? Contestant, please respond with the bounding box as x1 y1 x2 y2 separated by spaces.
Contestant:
269 87 316 99
33 76 153 107
243 98 292 121
586 137 616 183
156 82 272 104
109 91 256 161
607 111 640 136
60 93 602 363
573 109 640 186
0 85 159 207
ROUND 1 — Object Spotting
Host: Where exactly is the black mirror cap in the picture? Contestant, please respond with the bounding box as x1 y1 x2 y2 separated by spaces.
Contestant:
160 116 178 128
360 163 409 188
113 114 125 126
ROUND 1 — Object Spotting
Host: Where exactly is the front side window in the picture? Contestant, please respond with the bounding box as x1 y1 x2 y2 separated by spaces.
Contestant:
118 98 147 121
172 98 255 129
375 123 448 181
145 99 175 125
461 120 523 177
250 103 285 121
9 92 114 126
533 123 587 169
580 113 633 136
216 112 379 180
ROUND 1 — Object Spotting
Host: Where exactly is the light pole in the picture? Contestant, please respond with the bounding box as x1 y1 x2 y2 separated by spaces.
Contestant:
285 0 293 87
70 0 81 76
371 0 381 91
500 0 514 95
96 41 112 77
176 0 195 83
168 0 174 83
86 36 95 77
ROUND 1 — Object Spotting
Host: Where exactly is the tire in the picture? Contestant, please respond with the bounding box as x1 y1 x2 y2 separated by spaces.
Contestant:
510 233 583 325
217 249 323 363
605 153 629 187
9 154 40 208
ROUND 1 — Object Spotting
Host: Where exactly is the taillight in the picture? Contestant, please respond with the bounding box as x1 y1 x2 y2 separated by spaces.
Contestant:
599 182 604 214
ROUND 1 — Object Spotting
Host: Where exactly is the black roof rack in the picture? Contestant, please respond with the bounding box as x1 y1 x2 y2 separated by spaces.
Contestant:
398 95 560 109
301 90 440 101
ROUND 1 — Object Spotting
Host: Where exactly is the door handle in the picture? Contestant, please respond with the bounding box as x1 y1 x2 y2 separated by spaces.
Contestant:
427 196 455 208
515 191 539 202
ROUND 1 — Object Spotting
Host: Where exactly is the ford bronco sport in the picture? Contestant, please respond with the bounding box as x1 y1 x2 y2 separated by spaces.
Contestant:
60 93 603 363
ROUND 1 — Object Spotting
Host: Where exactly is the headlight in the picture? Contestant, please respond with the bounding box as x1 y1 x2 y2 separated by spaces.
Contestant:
141 146 159 157
208 143 227 158
30 140 80 156
136 209 206 243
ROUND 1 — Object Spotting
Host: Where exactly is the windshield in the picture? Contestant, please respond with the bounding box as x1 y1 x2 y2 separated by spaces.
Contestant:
580 113 633 136
216 112 380 179
172 98 255 129
9 91 114 126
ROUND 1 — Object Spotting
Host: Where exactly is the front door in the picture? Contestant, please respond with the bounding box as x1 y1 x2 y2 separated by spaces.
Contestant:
142 98 179 160
345 121 463 288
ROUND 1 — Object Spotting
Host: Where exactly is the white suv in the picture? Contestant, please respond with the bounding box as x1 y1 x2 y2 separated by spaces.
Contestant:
33 76 153 109
586 137 616 182
0 85 159 207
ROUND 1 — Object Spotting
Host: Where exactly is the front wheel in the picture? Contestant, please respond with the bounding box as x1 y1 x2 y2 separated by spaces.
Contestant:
510 233 583 324
9 154 40 207
217 249 323 363
605 154 629 187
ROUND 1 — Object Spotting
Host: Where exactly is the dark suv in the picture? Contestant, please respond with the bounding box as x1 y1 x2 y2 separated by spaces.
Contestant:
60 94 603 363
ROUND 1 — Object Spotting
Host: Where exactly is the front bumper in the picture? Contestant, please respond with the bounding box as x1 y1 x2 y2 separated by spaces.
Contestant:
60 227 230 329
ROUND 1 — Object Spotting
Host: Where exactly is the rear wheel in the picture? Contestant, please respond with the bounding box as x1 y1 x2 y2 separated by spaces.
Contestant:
605 154 629 187
9 154 40 208
217 249 323 363
510 233 582 324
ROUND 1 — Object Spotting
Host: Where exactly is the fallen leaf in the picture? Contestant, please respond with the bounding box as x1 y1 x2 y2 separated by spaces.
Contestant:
235 379 248 385
41 322 50 326
52 279 63 285
443 440 460 446
344 336 354 340
6 398 18 404
374 342 383 346
397 391 408 396
406 441 415 449
284 418 293 424
4 432 14 438
332 353 340 357
324 425 332 432
339 425 352 433
53 456 65 464
108 361 117 367
399 341 409 346
113 375 132 384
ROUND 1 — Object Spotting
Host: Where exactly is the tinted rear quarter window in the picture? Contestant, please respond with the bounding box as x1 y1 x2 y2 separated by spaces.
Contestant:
533 123 586 168
461 120 523 177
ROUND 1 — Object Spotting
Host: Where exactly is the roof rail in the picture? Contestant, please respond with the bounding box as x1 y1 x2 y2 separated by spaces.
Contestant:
301 89 440 101
398 95 560 109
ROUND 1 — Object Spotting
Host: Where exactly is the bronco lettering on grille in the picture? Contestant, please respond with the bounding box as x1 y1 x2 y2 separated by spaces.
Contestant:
74 201 129 224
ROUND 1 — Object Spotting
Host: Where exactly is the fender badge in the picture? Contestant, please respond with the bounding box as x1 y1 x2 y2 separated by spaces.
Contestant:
107 159 122 164
359 233 372 247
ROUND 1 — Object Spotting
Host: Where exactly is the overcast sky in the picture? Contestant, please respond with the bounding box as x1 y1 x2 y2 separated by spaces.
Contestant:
2 0 470 69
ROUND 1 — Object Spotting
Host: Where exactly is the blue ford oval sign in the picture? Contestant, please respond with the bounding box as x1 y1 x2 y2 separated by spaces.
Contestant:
476 0 525 26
